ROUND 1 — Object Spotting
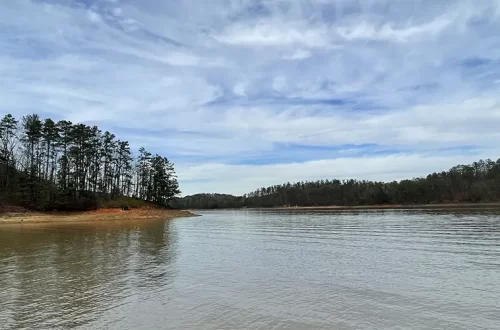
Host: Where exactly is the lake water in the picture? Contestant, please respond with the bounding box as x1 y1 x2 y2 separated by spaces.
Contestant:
1 209 499 329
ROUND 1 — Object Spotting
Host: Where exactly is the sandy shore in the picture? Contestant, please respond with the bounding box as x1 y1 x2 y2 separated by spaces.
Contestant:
0 208 198 225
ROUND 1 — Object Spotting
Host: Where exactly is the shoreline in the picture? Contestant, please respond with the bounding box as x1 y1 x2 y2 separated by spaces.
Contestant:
272 202 500 211
188 202 500 211
0 208 199 225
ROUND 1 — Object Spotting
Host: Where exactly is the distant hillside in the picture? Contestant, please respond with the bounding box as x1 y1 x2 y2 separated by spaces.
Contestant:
176 158 500 209
171 193 244 209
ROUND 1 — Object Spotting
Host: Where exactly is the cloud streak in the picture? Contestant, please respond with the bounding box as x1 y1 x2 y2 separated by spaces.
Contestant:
1 0 500 195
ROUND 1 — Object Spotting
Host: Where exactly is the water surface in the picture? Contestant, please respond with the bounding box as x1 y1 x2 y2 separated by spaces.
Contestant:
1 210 499 329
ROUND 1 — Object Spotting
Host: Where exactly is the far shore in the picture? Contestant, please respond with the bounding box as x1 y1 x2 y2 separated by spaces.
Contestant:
0 207 198 225
176 202 500 211
273 202 500 211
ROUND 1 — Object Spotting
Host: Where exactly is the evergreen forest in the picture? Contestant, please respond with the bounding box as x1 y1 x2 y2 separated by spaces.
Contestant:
0 114 180 211
173 158 500 209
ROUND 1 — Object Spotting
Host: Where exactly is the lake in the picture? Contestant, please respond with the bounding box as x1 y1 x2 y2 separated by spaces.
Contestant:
1 209 499 329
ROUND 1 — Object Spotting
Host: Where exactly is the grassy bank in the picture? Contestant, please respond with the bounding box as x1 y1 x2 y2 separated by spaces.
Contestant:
0 207 198 225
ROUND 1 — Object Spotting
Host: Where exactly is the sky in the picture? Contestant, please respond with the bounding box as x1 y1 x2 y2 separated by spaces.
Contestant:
1 0 500 196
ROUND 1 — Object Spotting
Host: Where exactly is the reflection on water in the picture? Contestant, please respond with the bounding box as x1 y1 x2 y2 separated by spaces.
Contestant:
1 210 500 329
0 220 178 329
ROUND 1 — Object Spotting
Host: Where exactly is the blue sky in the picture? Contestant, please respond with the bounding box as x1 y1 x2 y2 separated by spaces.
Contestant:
2 0 500 196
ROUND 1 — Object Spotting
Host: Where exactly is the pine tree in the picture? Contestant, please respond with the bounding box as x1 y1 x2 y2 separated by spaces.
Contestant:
0 114 19 202
21 114 43 205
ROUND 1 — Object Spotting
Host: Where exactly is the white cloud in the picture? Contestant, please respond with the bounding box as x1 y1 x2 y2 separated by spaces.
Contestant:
112 7 122 16
272 76 287 92
284 49 311 60
164 52 200 66
233 83 247 96
177 152 500 196
1 0 500 195
215 22 329 47
88 11 102 23
335 16 453 42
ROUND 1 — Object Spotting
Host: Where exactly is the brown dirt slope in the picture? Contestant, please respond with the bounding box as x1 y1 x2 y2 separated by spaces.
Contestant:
0 206 198 225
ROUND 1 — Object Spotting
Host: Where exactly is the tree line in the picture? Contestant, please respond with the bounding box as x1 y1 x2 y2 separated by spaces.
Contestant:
173 158 500 209
0 113 180 211
171 193 244 209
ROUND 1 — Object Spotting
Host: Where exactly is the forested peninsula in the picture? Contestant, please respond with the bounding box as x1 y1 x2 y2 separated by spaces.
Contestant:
0 113 183 219
173 158 500 209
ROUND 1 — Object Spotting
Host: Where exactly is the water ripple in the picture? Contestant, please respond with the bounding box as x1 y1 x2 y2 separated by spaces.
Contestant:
1 210 499 329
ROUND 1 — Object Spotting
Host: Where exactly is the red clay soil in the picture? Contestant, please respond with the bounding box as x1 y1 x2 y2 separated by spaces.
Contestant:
0 206 197 225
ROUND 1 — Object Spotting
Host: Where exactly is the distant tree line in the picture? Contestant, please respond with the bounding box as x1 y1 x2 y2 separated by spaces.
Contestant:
171 193 244 209
174 158 500 209
0 113 180 211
